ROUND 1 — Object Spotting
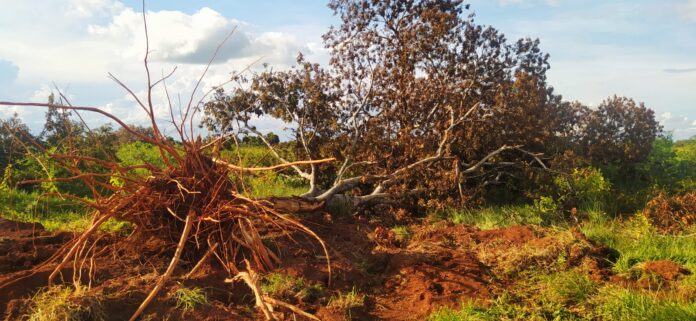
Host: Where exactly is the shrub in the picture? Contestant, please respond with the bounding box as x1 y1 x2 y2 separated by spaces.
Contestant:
555 167 611 211
391 226 411 243
642 191 696 233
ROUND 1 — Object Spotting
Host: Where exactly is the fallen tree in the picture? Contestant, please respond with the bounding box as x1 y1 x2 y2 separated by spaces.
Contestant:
203 0 555 210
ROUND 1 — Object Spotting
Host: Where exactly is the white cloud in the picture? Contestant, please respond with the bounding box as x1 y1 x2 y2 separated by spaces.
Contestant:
682 0 696 22
0 1 314 134
87 7 307 66
29 85 54 103
656 111 694 138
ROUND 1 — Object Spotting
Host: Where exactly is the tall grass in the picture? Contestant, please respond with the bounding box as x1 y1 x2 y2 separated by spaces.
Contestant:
434 203 569 230
0 188 90 231
0 188 130 233
594 286 696 321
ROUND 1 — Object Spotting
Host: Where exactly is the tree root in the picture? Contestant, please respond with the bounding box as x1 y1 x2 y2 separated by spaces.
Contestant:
226 261 321 321
129 212 194 321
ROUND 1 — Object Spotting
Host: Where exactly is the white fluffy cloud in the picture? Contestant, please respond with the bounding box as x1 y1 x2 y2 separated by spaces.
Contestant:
0 0 312 135
658 111 696 138
87 7 306 65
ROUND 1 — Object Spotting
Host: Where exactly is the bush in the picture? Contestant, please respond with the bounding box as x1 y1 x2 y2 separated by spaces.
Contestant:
555 167 611 211
642 191 696 233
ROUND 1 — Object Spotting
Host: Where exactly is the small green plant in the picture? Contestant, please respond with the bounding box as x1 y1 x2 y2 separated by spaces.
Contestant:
26 285 105 321
174 286 208 312
391 225 411 243
327 288 365 310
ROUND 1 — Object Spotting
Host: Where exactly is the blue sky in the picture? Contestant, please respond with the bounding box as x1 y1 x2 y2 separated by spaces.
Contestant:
1 0 695 138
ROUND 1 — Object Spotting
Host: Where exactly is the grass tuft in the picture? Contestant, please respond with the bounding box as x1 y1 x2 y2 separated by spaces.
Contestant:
174 286 208 311
327 287 365 310
262 272 324 303
26 285 105 321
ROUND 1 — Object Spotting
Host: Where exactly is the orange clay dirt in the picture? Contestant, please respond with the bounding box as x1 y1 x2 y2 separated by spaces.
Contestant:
1 213 622 321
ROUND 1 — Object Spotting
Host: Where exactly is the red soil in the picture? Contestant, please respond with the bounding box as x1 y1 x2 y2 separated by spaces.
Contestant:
0 215 621 321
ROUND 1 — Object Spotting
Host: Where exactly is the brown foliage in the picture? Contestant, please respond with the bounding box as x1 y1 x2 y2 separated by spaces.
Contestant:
203 0 558 208
643 191 696 233
577 96 662 165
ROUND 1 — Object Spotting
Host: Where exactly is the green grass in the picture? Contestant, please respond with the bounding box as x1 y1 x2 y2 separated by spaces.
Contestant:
428 207 696 321
26 285 106 321
327 287 365 310
581 213 696 273
594 286 696 321
261 272 324 303
174 286 208 311
219 145 310 198
391 225 411 243
243 172 309 198
433 204 567 230
0 188 132 233
543 270 597 305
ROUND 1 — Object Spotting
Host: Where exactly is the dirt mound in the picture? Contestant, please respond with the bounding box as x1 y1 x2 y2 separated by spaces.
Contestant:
475 225 541 245
0 219 71 274
473 226 616 279
0 219 75 315
642 260 691 281
611 260 692 290
373 250 491 320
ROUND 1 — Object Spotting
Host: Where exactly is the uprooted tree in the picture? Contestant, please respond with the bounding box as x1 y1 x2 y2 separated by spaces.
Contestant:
0 3 333 320
0 0 665 319
203 0 569 209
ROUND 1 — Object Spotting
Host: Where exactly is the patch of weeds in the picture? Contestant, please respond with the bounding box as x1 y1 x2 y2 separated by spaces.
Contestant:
443 204 563 230
593 286 696 321
174 286 208 311
26 285 106 321
99 218 134 235
262 272 324 303
327 288 365 311
427 291 582 321
391 225 411 243
543 270 597 305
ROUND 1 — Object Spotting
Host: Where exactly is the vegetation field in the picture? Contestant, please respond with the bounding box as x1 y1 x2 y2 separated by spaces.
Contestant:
1 1 695 320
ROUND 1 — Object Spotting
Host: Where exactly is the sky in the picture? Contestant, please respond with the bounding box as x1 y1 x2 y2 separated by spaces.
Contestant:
0 0 695 139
